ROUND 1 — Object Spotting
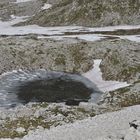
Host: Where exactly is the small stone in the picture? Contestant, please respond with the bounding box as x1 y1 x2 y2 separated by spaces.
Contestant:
129 120 140 129
124 120 140 140
79 102 99 112
37 126 44 130
16 127 26 133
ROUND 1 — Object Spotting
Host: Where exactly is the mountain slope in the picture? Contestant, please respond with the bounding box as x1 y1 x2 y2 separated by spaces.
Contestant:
21 0 140 27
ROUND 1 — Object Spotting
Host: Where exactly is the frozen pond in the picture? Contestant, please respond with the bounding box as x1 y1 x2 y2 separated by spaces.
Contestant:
0 59 130 108
0 70 101 108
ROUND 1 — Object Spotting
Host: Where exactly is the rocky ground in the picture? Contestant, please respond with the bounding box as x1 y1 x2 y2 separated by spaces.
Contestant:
0 102 111 139
14 105 140 140
18 0 140 27
0 37 94 74
0 0 43 21
0 0 140 140
0 35 139 139
0 37 139 82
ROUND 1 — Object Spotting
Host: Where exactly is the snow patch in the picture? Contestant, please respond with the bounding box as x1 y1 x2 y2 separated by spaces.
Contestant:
87 25 140 32
41 4 52 10
41 34 105 42
120 35 140 43
0 17 140 42
83 59 130 92
14 0 34 3
65 34 105 42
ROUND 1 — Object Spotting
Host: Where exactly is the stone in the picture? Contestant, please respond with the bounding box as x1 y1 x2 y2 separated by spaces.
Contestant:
16 127 25 133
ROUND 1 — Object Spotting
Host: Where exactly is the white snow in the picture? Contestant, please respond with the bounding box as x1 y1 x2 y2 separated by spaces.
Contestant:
120 35 140 43
0 16 29 26
11 105 140 140
14 0 34 3
38 34 140 43
41 4 52 10
0 17 140 42
87 25 140 32
66 34 105 42
83 59 130 92
41 34 105 41
0 70 19 78
0 16 140 43
10 15 16 19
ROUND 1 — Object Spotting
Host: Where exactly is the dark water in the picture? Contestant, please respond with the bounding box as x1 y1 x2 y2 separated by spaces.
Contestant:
0 70 102 108
17 77 93 104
